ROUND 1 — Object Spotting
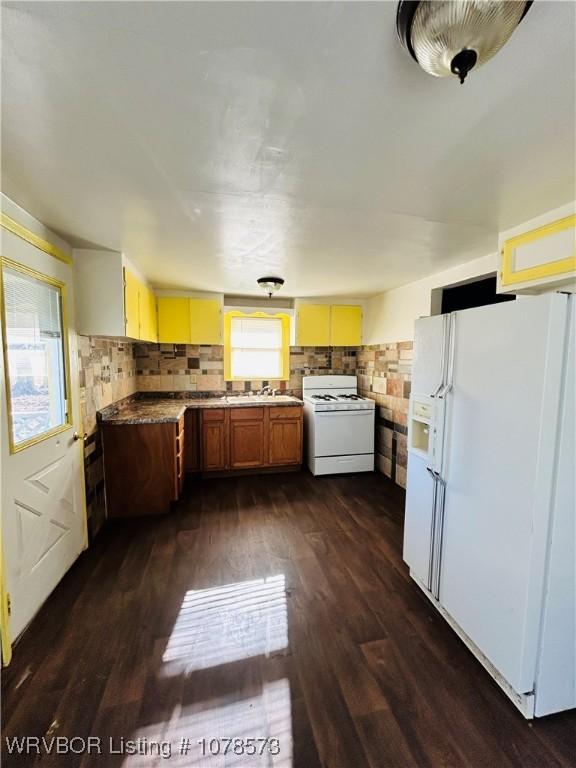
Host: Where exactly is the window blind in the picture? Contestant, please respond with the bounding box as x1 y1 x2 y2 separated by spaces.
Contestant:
230 316 283 379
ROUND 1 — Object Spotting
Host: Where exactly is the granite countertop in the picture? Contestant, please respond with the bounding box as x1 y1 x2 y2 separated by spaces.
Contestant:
98 395 303 425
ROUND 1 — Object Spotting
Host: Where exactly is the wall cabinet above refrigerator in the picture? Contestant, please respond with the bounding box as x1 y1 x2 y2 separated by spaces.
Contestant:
498 206 575 295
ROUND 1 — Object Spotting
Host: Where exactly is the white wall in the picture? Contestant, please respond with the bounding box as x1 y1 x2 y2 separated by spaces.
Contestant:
364 252 498 344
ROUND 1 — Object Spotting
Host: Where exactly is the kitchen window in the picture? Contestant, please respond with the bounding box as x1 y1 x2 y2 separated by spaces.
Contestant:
224 312 290 381
1 261 70 451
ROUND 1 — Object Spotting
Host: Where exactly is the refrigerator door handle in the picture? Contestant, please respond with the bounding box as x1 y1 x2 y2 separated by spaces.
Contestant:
446 313 456 388
432 475 446 600
427 474 438 591
430 383 443 398
437 383 452 399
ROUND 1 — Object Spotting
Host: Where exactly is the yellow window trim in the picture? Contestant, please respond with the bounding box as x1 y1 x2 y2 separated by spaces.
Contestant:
501 214 576 287
224 310 290 382
1 257 74 455
1 213 72 266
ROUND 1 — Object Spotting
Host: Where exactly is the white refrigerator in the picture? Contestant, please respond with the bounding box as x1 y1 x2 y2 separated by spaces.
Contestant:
403 292 575 718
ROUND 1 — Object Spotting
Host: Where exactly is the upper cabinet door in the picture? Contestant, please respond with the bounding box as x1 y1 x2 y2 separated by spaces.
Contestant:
147 287 158 342
139 284 158 342
330 305 362 346
297 304 331 346
499 214 575 294
189 298 222 344
124 268 140 339
157 297 192 343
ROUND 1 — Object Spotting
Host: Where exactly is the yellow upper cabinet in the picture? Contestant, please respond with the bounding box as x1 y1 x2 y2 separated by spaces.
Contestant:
157 298 192 343
124 268 158 341
189 298 222 344
147 287 158 342
124 268 140 339
296 303 362 346
330 305 362 346
139 284 158 342
296 304 331 346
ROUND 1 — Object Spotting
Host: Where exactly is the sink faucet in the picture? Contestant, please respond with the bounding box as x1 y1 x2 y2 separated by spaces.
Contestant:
259 386 272 396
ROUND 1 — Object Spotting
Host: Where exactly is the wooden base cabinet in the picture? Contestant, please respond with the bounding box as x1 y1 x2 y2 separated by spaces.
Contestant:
184 409 200 472
201 409 228 471
102 416 185 517
201 406 302 473
269 411 303 466
229 408 267 468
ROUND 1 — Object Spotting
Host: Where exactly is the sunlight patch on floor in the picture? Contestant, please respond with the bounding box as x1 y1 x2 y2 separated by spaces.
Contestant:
122 678 293 767
162 575 288 671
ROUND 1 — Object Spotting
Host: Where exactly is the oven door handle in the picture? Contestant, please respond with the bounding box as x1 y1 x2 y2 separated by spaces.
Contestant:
315 410 374 416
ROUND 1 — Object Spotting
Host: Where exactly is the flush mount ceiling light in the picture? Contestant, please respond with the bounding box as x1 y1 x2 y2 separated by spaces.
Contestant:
397 0 533 84
257 276 285 298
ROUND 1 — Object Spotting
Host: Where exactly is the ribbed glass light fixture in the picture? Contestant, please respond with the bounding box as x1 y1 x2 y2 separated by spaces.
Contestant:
397 1 533 84
257 276 284 298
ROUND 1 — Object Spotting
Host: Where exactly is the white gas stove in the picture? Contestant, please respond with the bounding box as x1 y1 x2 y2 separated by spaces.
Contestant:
303 375 375 475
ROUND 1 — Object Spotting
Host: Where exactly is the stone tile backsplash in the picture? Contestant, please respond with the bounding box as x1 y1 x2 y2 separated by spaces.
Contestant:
77 336 137 537
133 343 358 397
357 341 413 488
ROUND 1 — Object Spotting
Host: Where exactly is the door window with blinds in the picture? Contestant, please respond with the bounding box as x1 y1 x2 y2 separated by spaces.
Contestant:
226 313 289 380
2 262 69 450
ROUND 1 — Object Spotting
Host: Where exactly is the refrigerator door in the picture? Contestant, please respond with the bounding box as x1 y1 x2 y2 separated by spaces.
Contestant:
412 314 449 397
403 452 437 589
439 294 569 695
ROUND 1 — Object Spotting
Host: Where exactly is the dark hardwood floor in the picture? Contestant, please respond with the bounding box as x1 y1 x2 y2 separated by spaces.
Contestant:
2 472 575 767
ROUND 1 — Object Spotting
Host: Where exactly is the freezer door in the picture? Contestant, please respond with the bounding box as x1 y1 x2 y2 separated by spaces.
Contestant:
412 314 449 397
439 294 569 694
404 452 437 588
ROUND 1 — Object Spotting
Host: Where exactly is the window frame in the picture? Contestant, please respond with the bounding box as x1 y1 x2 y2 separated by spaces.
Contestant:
224 310 290 382
1 257 73 454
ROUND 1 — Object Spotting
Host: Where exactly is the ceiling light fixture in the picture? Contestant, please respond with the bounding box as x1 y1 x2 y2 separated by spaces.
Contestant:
396 0 533 84
257 276 285 298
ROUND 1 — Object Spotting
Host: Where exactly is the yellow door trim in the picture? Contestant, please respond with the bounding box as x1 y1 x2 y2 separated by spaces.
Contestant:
1 213 73 266
501 214 576 287
0 526 12 666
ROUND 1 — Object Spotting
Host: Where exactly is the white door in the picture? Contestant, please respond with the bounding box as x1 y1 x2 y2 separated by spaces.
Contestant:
1 215 86 642
439 294 569 694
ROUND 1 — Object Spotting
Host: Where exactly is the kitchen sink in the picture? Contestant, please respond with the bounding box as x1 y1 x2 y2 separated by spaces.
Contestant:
225 395 297 403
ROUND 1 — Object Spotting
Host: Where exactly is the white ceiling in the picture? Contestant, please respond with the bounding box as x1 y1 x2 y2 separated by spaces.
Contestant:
2 1 575 297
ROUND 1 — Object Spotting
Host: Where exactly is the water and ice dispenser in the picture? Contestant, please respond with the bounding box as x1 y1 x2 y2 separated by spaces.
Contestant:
408 398 434 460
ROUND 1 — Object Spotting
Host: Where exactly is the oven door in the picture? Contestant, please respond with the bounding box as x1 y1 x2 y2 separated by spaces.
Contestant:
313 409 375 457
